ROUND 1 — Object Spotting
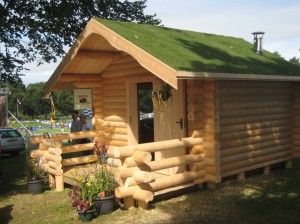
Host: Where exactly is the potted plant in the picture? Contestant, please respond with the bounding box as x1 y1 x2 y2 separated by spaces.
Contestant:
68 170 96 222
93 141 109 164
92 164 119 215
25 153 46 195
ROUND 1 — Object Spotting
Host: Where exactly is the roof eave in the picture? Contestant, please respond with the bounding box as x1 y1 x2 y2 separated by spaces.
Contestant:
177 71 300 82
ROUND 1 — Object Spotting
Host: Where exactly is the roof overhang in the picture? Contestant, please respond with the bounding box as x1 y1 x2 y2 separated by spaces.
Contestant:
44 19 178 95
177 71 300 82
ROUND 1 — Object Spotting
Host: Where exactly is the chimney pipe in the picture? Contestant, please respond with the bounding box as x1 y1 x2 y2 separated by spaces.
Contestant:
252 32 265 55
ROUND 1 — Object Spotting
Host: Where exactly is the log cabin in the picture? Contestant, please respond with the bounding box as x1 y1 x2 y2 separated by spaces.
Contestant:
31 18 300 209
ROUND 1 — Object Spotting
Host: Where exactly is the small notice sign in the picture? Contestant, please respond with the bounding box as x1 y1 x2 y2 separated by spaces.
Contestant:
74 89 92 109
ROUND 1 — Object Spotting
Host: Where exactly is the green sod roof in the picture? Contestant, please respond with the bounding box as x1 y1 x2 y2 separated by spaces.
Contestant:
96 18 300 76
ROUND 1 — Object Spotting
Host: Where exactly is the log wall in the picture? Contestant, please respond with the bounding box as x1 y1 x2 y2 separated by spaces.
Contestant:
218 81 293 178
92 54 150 147
292 83 300 158
186 80 221 183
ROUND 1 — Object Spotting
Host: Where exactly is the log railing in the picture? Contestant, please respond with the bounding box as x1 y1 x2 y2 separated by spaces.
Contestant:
30 132 208 209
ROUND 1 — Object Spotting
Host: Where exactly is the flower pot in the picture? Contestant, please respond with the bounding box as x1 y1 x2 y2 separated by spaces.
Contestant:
27 179 44 195
78 209 94 222
98 155 108 165
94 195 115 215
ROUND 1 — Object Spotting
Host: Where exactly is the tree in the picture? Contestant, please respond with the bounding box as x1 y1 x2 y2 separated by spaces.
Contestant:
22 82 51 119
0 0 161 84
54 91 74 116
289 56 300 65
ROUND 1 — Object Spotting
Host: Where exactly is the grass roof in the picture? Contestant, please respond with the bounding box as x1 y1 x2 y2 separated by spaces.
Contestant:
96 19 300 76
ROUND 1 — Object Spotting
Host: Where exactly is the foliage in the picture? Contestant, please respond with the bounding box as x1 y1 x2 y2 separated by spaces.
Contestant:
69 164 118 212
5 81 73 119
0 0 161 84
0 154 300 223
99 19 300 76
289 56 300 65
69 169 97 212
93 141 109 157
92 164 118 198
25 153 45 181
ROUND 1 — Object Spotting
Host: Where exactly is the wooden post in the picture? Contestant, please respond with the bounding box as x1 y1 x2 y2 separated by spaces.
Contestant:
55 175 64 191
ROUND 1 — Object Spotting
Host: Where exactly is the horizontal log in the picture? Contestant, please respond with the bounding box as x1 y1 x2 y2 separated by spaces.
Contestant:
187 112 203 121
102 82 126 90
191 130 204 138
132 150 152 164
48 147 62 155
107 140 128 147
219 88 291 97
221 150 292 173
220 119 291 134
189 161 205 171
186 80 203 87
220 94 289 103
108 137 204 158
103 102 126 109
48 160 63 170
204 158 217 166
221 144 292 165
117 154 204 178
101 66 148 78
220 101 291 111
103 96 126 103
220 113 291 126
190 145 205 154
220 107 291 118
31 131 105 143
186 87 204 96
102 121 127 128
205 166 219 175
115 170 205 198
107 158 123 167
42 139 62 148
40 164 63 176
221 132 292 150
221 138 291 157
133 190 154 203
221 156 292 178
105 60 141 72
61 143 94 154
43 152 62 163
30 149 46 158
204 141 220 151
123 157 138 168
103 115 127 122
220 125 291 141
187 103 203 113
133 171 153 183
62 155 97 167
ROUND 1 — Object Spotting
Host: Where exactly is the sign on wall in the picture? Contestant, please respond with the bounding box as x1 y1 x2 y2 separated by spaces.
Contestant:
74 89 92 109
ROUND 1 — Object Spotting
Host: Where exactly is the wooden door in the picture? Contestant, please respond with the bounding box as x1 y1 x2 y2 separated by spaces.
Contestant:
154 80 186 175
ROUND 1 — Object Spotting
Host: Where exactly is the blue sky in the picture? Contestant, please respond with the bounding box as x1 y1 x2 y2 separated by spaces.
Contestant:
22 0 300 85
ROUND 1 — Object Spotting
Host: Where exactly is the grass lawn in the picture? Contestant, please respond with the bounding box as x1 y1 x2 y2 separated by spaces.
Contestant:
0 150 299 224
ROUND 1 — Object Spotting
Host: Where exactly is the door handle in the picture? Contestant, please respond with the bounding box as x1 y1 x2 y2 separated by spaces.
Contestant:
176 118 183 129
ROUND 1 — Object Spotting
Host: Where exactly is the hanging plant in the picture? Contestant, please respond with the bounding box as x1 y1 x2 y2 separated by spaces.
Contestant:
152 83 172 102
152 81 173 135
